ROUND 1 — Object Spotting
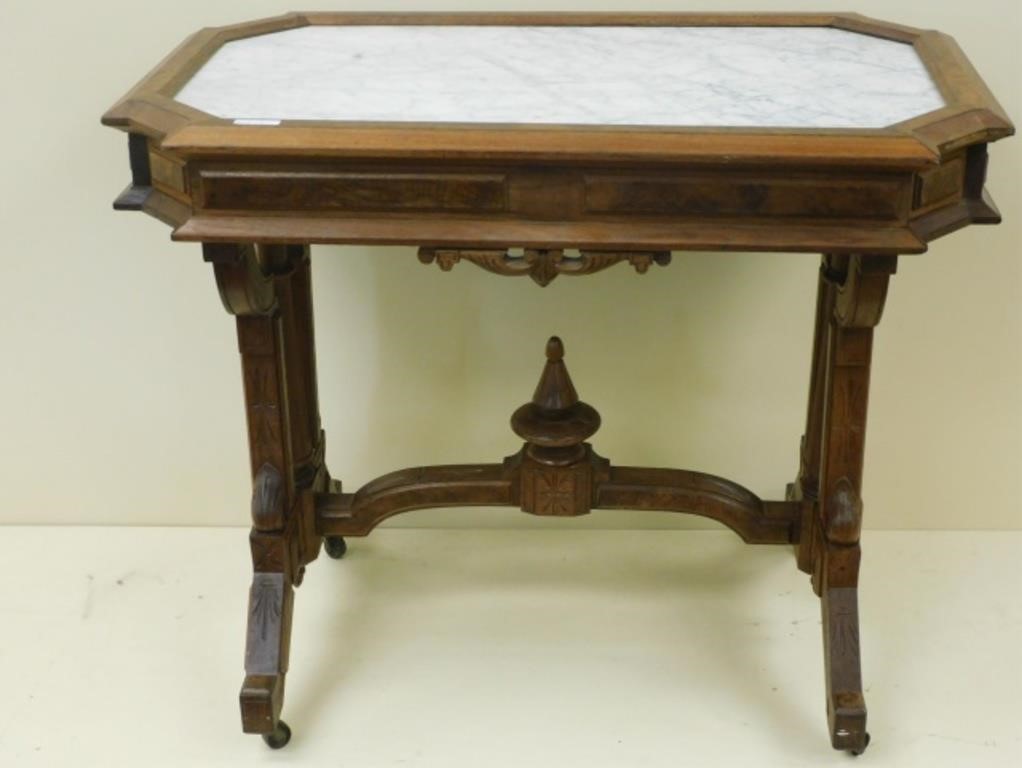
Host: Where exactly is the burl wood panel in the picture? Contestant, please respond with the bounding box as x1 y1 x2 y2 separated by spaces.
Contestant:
199 169 508 213
585 172 909 220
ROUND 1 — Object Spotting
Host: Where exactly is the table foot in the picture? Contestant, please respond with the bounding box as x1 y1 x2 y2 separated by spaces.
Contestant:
324 535 347 559
850 732 871 756
833 716 871 756
240 568 294 740
823 585 869 755
830 699 869 755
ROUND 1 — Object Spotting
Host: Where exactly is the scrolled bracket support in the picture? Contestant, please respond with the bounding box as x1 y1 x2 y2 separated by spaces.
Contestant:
826 253 898 329
203 243 307 316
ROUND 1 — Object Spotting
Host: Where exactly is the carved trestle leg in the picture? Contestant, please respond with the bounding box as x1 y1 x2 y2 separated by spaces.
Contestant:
798 253 896 755
205 243 328 748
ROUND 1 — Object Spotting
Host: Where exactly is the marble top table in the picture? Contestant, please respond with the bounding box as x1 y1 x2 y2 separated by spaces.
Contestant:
102 12 1012 759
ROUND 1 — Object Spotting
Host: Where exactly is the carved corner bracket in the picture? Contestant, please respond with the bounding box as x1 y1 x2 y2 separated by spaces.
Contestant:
203 243 308 316
418 247 671 286
825 253 898 328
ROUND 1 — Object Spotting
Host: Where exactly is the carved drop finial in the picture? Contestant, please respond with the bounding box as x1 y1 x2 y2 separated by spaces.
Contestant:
511 336 600 464
825 477 863 545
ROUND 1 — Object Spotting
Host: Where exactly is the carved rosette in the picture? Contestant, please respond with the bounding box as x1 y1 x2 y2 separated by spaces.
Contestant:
519 460 603 517
418 247 671 286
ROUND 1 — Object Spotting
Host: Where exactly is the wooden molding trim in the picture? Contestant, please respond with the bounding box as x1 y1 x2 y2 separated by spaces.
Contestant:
176 216 929 254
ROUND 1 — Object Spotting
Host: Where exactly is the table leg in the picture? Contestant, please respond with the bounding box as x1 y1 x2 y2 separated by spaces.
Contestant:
201 241 897 754
271 246 341 558
204 242 328 748
792 258 836 573
809 253 896 754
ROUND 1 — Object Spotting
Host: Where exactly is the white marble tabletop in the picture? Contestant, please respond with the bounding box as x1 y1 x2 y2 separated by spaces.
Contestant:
175 26 945 129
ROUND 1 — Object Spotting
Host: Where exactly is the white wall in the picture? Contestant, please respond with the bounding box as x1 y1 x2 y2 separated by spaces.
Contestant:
1 0 1018 529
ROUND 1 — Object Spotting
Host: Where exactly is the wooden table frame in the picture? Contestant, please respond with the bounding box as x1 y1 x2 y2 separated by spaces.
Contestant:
102 12 1013 756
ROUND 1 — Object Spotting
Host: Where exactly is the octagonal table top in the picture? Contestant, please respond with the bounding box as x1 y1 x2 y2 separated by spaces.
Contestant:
101 13 1012 254
103 12 1012 167
174 26 945 129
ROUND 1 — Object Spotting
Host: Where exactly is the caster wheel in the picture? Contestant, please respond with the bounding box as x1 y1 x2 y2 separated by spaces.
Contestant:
262 720 291 750
324 536 348 560
850 733 871 756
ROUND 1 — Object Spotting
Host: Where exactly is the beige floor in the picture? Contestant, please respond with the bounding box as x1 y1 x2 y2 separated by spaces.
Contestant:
0 527 1018 767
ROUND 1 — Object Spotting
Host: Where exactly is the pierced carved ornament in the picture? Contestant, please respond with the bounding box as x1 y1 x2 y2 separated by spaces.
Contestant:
418 247 671 286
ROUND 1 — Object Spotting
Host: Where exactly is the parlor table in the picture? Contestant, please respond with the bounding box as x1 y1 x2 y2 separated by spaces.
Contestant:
101 12 1013 756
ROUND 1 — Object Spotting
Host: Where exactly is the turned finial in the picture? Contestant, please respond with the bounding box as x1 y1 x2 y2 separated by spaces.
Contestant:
511 336 600 464
531 336 580 412
546 336 564 361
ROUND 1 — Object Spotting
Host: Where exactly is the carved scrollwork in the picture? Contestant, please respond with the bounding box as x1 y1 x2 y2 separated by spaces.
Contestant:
204 243 277 316
418 247 671 286
826 254 898 329
203 243 308 316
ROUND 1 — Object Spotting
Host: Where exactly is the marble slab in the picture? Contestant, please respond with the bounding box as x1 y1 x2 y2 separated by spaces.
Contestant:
175 26 945 129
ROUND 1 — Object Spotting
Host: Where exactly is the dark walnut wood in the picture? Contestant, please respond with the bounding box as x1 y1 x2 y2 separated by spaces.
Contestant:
202 242 329 737
102 10 1013 758
787 252 897 754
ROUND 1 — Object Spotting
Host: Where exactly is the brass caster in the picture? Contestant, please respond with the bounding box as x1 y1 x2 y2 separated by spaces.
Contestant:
262 720 291 749
324 536 348 559
850 732 871 756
